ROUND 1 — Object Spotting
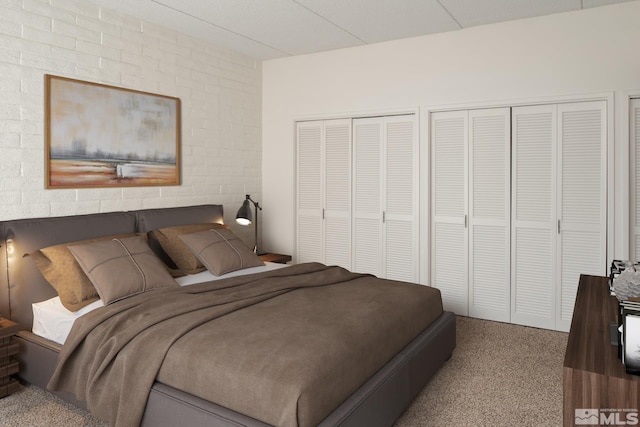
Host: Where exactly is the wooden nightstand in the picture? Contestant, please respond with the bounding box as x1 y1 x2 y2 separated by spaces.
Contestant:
259 253 292 264
0 318 20 398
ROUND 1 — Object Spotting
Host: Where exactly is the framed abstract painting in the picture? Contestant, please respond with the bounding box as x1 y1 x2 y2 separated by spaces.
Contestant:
44 74 181 188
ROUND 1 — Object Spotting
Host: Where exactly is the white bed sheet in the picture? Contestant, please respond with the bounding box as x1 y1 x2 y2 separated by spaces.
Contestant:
32 262 287 345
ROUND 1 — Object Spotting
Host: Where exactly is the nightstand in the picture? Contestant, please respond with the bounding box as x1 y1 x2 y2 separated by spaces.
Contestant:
259 253 292 264
0 318 20 398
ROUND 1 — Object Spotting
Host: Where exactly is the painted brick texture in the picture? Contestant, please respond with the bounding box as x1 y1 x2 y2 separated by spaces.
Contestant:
0 0 262 238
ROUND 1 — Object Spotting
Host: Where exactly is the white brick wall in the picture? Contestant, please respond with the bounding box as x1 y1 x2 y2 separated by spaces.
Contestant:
0 0 262 242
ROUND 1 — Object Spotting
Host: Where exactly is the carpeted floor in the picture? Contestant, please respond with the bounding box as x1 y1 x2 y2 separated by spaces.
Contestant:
0 385 106 427
395 316 567 426
0 316 567 427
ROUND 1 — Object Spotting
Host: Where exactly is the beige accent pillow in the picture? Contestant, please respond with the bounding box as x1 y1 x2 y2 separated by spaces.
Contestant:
68 236 178 305
30 233 138 312
179 228 264 276
149 223 227 274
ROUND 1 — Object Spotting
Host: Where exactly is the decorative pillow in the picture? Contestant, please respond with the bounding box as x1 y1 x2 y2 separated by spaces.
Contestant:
149 223 227 274
179 228 264 276
29 233 138 312
68 235 178 305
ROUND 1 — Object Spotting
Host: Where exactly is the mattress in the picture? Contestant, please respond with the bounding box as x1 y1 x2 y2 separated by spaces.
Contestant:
32 262 287 345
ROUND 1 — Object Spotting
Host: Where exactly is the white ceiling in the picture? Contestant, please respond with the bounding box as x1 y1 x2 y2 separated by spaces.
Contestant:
88 0 637 60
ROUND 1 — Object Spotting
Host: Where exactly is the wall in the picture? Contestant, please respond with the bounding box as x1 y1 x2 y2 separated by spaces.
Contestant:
0 0 262 241
262 1 640 263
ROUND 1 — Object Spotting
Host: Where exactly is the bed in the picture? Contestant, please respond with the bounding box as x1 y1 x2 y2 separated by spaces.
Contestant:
0 204 455 427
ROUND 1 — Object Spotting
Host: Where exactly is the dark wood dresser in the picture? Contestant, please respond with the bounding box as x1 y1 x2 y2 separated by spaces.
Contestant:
0 318 20 398
563 275 640 426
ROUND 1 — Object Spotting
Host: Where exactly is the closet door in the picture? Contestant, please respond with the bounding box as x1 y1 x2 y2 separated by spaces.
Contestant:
556 101 607 331
297 121 324 263
431 110 468 315
384 115 418 282
352 118 383 276
512 101 606 331
352 115 418 280
468 108 511 322
296 119 351 268
511 104 557 330
431 108 510 319
632 99 640 259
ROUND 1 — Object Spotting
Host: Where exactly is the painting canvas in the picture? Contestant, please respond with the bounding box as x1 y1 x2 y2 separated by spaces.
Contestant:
45 75 180 188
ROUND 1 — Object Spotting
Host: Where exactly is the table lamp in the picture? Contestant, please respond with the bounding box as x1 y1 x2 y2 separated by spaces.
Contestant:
235 194 264 255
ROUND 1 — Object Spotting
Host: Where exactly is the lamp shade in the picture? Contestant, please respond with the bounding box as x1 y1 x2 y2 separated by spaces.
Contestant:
235 199 253 225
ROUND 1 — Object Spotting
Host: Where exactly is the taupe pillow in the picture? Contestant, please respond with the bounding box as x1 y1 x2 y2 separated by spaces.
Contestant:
30 233 138 312
68 236 178 305
179 228 264 276
149 223 227 274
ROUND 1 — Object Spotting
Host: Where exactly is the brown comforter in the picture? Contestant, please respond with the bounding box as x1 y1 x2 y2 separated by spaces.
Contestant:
48 263 443 427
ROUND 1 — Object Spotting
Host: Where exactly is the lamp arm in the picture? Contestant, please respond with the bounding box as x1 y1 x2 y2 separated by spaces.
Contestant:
245 194 262 211
245 194 263 254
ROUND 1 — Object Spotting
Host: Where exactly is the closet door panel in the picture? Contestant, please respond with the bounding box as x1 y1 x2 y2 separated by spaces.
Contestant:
298 216 323 262
631 99 640 260
559 230 601 324
297 121 323 263
556 101 606 331
472 224 509 317
385 119 415 217
353 218 382 276
324 217 351 267
513 227 554 322
385 220 413 281
324 119 352 269
511 105 557 330
353 118 382 276
431 111 468 315
434 222 467 314
468 108 510 322
324 121 351 212
384 116 418 282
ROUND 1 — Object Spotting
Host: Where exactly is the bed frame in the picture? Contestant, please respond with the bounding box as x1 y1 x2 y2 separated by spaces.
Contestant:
0 204 456 427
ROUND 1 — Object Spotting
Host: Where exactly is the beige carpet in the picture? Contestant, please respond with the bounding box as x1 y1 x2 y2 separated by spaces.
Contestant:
395 316 567 426
0 316 567 427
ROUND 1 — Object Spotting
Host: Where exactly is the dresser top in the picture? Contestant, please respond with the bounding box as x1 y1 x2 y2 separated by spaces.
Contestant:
564 274 640 382
0 318 19 338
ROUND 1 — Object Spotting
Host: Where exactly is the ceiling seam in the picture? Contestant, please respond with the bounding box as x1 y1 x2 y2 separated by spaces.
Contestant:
290 0 368 44
436 0 463 29
150 0 293 56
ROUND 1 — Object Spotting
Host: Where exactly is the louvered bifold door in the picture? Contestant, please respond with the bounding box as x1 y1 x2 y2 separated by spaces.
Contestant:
468 108 511 322
431 111 469 315
323 119 352 269
511 105 557 330
556 101 606 332
296 121 324 263
383 115 418 282
352 118 383 277
632 99 640 260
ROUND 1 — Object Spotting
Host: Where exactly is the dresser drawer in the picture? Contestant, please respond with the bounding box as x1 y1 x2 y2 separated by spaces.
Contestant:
0 360 19 378
0 318 20 399
0 379 20 399
0 341 19 358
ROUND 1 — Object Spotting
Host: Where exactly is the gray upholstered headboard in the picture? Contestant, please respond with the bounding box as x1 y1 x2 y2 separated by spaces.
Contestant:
0 204 223 331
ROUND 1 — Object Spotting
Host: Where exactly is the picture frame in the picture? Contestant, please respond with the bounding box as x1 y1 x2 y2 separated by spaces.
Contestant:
44 74 181 188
